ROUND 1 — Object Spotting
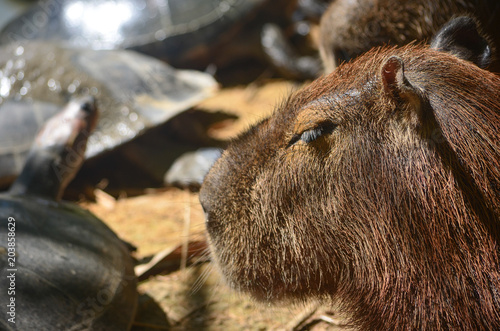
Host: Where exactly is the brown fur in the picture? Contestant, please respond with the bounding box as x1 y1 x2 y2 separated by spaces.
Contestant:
319 0 500 72
200 44 500 330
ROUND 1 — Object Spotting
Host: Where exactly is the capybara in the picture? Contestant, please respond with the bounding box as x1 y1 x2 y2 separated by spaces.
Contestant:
200 17 500 330
319 0 500 72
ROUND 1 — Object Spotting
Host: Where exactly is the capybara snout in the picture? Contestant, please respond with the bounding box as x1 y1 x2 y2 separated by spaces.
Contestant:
200 17 500 330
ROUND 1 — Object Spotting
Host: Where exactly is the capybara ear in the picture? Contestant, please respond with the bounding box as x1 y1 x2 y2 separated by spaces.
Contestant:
381 56 416 99
430 16 492 69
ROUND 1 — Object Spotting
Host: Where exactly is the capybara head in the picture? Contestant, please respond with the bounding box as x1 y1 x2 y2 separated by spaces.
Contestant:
319 0 500 72
200 17 500 330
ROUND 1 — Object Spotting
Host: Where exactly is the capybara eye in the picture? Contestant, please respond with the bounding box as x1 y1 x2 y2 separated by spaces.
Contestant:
301 127 323 143
288 121 337 146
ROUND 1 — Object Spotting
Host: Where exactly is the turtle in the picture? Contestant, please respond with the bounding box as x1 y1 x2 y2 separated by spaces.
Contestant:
0 0 324 81
0 40 218 189
0 0 268 69
0 96 138 330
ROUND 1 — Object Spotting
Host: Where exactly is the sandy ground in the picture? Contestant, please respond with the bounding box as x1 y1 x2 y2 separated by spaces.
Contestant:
80 80 351 330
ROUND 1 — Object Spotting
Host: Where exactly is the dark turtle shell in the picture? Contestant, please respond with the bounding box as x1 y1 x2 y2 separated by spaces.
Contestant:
0 41 218 186
0 0 266 67
0 195 137 330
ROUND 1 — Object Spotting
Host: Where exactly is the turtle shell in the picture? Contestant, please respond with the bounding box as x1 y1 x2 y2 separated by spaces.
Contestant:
0 194 137 330
0 41 218 186
0 0 266 66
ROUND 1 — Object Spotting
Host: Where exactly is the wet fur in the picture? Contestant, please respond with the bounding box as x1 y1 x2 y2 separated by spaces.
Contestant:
200 44 500 330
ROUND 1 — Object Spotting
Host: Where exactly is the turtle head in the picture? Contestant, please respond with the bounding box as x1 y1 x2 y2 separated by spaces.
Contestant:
9 96 98 200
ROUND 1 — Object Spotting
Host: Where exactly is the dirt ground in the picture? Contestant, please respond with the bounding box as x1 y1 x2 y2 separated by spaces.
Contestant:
80 80 351 331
